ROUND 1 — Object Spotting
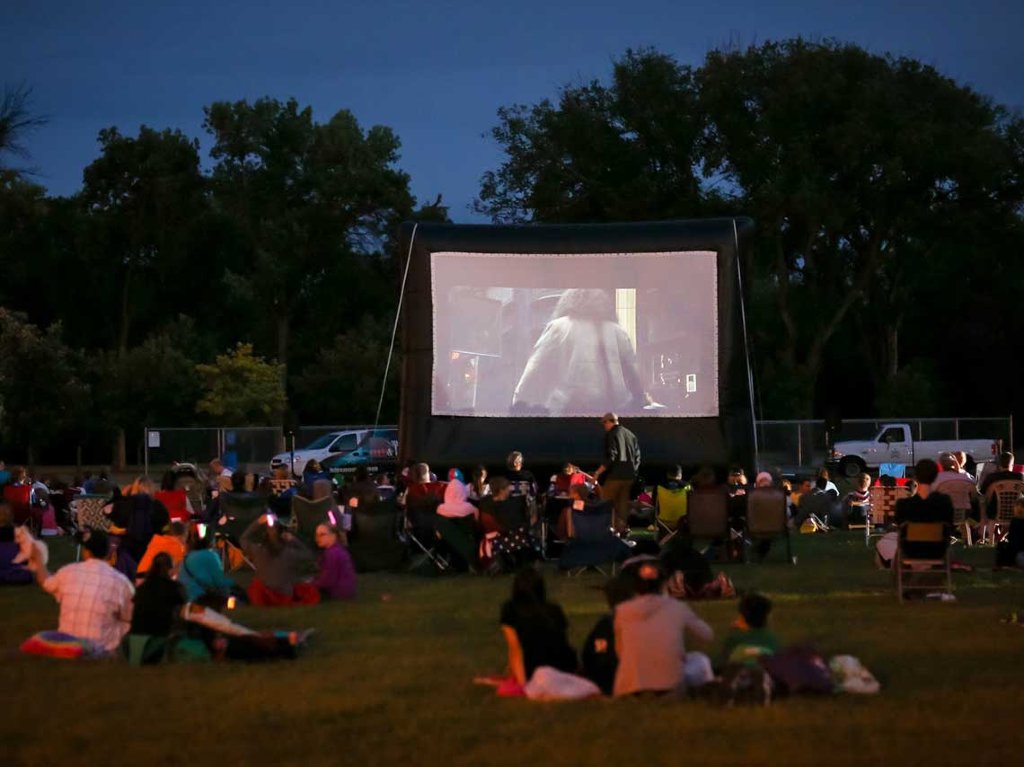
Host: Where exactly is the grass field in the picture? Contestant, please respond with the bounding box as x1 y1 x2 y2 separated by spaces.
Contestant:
4 533 1024 767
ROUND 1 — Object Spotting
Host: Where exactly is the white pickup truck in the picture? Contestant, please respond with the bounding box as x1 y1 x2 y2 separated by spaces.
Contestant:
828 423 999 478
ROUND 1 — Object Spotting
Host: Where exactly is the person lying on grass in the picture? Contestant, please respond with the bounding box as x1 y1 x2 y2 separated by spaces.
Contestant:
613 556 714 696
501 567 578 685
172 589 311 662
241 513 320 606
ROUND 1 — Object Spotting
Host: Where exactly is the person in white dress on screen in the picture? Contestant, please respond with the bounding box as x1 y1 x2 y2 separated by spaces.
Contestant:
511 289 647 416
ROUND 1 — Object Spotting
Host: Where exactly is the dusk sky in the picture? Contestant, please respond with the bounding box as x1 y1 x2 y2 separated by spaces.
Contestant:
3 0 1022 222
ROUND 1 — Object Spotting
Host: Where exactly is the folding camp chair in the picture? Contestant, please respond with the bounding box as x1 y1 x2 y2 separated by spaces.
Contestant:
173 475 205 520
984 479 1024 543
348 498 406 572
269 479 297 496
215 493 266 571
290 495 332 549
404 495 450 573
559 500 630 575
3 485 34 529
70 494 113 561
484 495 538 571
846 498 873 545
686 490 731 553
895 521 953 603
745 487 793 564
934 478 981 546
655 484 689 544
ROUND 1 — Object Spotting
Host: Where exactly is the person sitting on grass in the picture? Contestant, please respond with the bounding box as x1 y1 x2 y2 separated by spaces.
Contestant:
718 592 780 669
241 513 320 606
29 529 134 654
129 552 186 640
581 574 634 695
178 525 236 602
500 567 578 685
613 557 714 696
841 473 872 528
135 517 188 582
312 522 357 600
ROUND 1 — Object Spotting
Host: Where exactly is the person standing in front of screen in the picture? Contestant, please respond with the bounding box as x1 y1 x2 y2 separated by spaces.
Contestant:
511 289 647 415
593 413 640 534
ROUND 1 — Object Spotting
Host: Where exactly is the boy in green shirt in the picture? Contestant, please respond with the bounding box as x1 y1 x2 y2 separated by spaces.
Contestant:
719 592 779 668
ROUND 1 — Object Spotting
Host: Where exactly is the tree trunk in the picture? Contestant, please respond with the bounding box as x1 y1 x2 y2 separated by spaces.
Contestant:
886 325 898 379
113 428 126 471
276 311 290 389
118 270 132 355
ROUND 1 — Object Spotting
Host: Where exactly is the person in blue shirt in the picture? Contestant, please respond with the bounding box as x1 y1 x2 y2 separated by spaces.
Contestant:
178 526 235 602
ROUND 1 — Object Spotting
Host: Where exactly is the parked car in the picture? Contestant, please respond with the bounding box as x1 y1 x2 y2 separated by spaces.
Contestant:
320 429 399 477
827 423 999 477
269 427 397 475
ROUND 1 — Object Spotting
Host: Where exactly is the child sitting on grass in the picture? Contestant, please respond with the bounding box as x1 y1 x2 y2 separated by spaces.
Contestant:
580 573 634 695
718 592 779 668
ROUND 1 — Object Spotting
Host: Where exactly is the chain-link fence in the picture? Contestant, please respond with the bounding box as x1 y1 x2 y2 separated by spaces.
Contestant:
144 425 399 477
756 416 1013 473
144 427 286 476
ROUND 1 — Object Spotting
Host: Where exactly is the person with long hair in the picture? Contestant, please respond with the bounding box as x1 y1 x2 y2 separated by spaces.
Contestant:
311 523 357 600
499 568 577 684
241 513 319 607
468 465 491 502
178 524 235 603
130 552 186 638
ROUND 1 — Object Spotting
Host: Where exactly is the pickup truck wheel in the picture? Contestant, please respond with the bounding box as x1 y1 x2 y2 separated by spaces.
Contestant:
838 457 866 478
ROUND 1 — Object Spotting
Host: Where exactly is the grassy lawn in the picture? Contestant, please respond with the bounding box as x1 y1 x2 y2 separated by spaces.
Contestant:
3 533 1024 767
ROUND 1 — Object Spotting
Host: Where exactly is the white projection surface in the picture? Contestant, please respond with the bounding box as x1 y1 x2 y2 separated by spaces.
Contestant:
430 251 719 418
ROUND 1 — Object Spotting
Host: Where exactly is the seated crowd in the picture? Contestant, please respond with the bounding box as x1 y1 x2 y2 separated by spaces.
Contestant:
0 456 363 662
2 441 1022 670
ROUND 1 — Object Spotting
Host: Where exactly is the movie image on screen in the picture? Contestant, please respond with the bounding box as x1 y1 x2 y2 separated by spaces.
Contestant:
431 251 718 418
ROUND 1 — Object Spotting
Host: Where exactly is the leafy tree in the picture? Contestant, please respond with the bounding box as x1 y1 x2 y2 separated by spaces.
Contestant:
83 329 202 467
698 39 1024 415
476 49 709 223
0 309 86 465
79 126 208 353
203 97 414 386
196 343 286 425
478 42 1024 419
0 170 50 319
291 315 400 424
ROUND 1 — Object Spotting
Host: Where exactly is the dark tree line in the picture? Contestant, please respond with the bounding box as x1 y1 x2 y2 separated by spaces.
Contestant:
476 40 1024 427
0 95 446 466
2 38 1023 467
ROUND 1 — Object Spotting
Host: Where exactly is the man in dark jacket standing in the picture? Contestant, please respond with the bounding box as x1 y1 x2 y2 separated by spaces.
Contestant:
594 413 640 533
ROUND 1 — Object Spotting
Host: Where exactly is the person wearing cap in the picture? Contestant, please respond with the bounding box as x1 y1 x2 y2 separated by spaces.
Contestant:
29 529 135 653
593 413 641 534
